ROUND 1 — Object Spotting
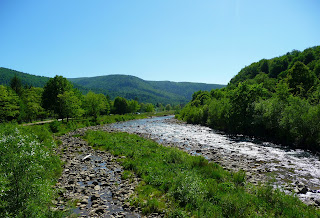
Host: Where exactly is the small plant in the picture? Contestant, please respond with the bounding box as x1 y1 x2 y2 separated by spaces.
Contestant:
121 170 134 180
233 169 246 186
49 120 61 133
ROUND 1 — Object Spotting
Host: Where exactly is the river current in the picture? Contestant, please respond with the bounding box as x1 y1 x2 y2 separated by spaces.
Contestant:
110 116 320 205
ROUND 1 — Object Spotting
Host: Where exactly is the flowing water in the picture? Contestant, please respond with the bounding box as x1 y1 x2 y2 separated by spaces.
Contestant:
111 116 320 205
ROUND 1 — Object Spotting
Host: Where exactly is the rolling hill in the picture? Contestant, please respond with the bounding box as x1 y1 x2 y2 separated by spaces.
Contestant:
0 67 225 104
69 75 225 104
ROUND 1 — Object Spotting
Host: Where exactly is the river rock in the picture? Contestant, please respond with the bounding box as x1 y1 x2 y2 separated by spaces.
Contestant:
298 186 308 194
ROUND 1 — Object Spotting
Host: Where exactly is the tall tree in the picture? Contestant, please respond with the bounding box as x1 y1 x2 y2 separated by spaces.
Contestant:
145 103 155 112
58 91 84 121
83 91 108 120
113 97 128 114
127 99 140 113
41 75 73 118
286 61 317 96
20 87 44 122
0 85 20 122
10 75 23 96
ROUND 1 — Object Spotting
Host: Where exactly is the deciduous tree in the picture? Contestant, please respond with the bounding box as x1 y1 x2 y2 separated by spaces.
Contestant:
41 75 73 118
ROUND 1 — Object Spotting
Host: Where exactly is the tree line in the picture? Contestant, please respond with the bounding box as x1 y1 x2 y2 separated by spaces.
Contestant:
0 75 176 123
178 46 320 152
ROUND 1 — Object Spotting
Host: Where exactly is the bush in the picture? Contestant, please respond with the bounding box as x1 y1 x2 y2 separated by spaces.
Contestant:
0 124 62 217
49 120 60 133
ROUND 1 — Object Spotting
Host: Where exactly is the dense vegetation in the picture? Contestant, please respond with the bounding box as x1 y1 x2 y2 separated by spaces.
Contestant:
0 67 224 105
0 124 62 217
178 46 320 152
0 74 180 124
229 46 320 85
0 67 50 88
0 111 173 217
85 130 320 217
69 75 225 105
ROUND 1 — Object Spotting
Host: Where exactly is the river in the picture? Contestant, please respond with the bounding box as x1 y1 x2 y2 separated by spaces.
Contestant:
110 115 320 206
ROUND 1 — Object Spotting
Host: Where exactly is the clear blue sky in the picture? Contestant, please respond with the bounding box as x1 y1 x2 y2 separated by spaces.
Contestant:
1 0 319 84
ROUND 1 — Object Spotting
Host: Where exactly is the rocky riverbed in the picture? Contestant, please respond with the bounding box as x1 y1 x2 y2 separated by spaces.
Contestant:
52 116 320 217
110 116 320 207
52 126 144 217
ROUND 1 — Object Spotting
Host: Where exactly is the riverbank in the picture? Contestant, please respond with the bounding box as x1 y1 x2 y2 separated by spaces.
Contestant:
83 126 319 217
110 116 320 207
53 126 143 217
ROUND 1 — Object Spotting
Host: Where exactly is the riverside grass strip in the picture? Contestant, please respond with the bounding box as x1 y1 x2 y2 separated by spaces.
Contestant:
84 131 320 217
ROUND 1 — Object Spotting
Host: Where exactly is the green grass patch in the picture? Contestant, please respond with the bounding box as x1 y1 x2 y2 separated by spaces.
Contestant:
85 130 320 217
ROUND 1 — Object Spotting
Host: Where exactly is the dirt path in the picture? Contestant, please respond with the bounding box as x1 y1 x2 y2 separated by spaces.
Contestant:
22 119 60 126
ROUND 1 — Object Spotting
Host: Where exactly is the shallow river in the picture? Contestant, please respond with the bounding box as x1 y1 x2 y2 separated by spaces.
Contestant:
110 116 320 206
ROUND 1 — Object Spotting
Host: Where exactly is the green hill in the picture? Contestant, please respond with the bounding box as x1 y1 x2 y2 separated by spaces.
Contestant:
178 45 320 152
229 46 320 85
0 67 225 105
0 67 50 87
69 75 225 104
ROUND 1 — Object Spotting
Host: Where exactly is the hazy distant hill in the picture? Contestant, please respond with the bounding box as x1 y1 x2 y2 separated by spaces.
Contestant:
69 75 225 104
0 67 225 104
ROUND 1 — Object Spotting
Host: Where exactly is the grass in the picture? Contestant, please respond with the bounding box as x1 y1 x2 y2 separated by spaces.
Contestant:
84 130 320 217
0 112 177 217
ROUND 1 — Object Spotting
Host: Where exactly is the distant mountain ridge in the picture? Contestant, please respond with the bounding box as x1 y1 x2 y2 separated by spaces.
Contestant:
0 67 225 104
69 75 225 104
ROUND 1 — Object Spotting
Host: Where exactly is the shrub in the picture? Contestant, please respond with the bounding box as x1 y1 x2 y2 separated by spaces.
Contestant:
49 120 60 133
0 124 61 217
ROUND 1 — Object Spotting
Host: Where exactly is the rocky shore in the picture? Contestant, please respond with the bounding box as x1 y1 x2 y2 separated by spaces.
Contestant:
52 117 319 217
111 117 320 208
52 126 144 217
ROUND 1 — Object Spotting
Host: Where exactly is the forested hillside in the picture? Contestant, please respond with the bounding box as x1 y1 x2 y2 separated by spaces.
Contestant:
230 46 320 85
0 68 225 105
0 67 50 87
178 46 320 152
148 81 225 99
69 75 225 104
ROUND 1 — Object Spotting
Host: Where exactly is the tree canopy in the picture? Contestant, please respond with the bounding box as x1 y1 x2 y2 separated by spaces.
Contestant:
41 75 73 118
179 45 320 153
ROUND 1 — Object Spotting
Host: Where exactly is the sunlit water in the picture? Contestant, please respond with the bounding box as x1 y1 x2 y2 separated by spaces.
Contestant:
111 116 320 204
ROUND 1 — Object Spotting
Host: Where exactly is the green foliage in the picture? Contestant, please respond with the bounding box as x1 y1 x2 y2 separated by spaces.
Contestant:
42 75 73 118
165 104 172 111
113 96 129 114
286 61 318 96
19 87 45 122
230 46 320 85
0 85 20 122
145 103 155 112
127 99 140 113
0 124 62 217
69 74 225 105
49 120 61 133
85 131 320 217
83 91 109 120
58 90 84 121
180 45 320 152
0 67 50 88
10 75 23 96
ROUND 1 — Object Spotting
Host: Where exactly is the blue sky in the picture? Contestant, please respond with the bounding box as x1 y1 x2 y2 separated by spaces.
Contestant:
0 0 319 84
